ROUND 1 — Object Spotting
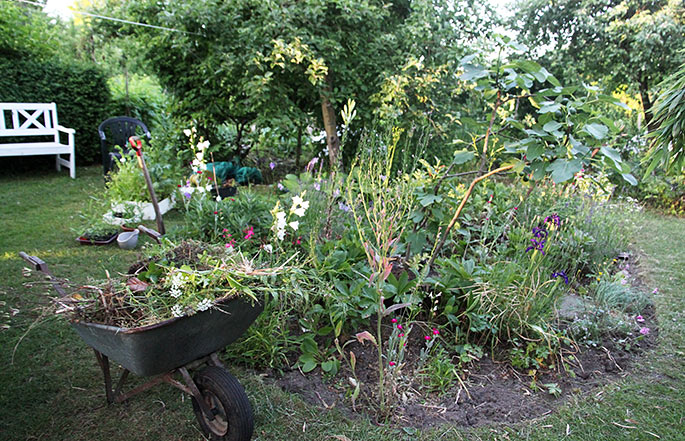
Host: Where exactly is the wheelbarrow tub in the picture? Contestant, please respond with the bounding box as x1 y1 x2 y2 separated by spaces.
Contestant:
71 296 262 377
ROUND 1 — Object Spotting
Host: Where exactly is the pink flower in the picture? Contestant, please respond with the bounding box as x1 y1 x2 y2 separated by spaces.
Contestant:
223 228 228 232
424 335 431 341
397 324 402 330
639 327 650 335
652 288 659 294
432 328 439 336
391 318 397 323
636 315 645 323
243 226 254 240
513 206 518 210
398 333 404 338
389 361 395 366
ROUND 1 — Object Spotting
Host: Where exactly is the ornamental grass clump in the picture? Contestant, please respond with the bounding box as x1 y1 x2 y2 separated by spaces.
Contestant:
52 241 282 328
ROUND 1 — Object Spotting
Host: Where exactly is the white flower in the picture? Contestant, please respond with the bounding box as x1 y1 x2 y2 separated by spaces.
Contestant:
195 152 204 162
263 244 273 253
205 184 212 191
300 200 310 210
169 287 182 298
171 304 184 317
170 272 185 289
120 156 127 163
276 211 287 229
197 298 213 312
184 129 192 137
216 196 222 202
277 229 286 241
293 207 306 217
292 195 304 208
198 140 210 151
289 221 299 231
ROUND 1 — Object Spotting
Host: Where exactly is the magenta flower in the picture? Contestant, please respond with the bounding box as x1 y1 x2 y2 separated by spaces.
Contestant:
424 335 431 341
398 333 404 338
432 328 439 336
397 324 402 330
652 288 659 294
243 226 254 240
389 361 396 367
636 315 645 323
391 318 397 323
639 327 650 335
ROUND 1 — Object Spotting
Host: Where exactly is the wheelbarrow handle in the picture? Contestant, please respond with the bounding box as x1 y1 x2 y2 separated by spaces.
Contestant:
19 251 48 272
18 252 68 297
137 225 163 244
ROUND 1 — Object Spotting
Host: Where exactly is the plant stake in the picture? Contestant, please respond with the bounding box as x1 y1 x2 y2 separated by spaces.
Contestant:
128 136 165 234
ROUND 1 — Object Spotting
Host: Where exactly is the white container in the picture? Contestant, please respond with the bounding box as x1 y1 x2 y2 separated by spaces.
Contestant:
117 229 139 250
110 194 176 221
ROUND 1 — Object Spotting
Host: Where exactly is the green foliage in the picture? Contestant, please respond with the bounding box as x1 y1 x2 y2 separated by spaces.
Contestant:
94 0 494 165
107 74 172 131
645 60 685 174
512 0 685 121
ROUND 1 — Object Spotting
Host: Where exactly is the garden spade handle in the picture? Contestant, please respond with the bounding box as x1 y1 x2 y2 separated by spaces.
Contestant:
128 136 165 235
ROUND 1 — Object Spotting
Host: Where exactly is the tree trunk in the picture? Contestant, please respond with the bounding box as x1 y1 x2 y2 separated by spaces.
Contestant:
320 76 341 170
295 125 302 168
639 76 656 131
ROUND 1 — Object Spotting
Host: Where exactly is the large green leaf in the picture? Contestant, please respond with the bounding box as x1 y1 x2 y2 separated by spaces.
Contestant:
547 159 582 183
452 149 475 164
583 123 609 140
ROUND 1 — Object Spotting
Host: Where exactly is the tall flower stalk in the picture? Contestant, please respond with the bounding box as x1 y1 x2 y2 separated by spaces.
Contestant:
346 128 415 414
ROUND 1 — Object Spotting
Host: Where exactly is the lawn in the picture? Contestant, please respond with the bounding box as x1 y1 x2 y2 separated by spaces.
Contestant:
1 166 683 440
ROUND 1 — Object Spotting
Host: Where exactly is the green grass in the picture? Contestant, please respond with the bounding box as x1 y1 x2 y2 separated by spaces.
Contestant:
1 166 684 440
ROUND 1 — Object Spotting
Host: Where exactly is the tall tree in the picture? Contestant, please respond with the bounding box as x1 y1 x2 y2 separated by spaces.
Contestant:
97 0 492 168
512 0 685 128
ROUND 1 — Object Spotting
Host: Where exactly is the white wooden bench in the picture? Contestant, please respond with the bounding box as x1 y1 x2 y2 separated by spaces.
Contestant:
0 102 76 178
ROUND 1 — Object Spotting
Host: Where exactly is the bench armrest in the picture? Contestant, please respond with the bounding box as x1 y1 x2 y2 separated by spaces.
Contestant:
57 125 75 134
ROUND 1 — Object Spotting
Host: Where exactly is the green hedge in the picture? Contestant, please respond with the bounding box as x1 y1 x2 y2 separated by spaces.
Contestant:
0 56 110 164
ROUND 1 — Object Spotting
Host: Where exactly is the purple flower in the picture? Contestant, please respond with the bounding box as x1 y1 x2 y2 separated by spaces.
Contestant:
338 201 351 212
269 161 276 170
639 327 650 335
552 271 569 285
636 315 645 323
184 192 192 199
545 213 561 227
652 288 659 294
526 225 548 254
314 182 321 191
277 182 285 191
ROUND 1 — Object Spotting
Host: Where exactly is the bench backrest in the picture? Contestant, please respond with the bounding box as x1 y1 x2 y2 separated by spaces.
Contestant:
0 103 60 138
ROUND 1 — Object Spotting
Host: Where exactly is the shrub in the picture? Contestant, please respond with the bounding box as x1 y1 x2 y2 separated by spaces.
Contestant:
0 56 110 164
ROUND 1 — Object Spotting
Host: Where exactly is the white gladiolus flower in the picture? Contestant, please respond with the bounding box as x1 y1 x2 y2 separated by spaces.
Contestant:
289 221 299 231
277 229 286 241
293 207 306 217
198 140 210 151
292 195 304 208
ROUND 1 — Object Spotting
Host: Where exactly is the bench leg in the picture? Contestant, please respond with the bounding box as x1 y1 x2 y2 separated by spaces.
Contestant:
69 152 75 178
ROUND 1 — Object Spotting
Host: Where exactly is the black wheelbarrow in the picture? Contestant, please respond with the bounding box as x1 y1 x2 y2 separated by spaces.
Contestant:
20 252 262 441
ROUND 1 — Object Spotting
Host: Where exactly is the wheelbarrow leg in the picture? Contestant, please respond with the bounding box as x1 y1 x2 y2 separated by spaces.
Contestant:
93 350 115 404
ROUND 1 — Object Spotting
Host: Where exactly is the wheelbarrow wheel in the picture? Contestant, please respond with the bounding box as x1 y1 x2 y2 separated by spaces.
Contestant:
191 366 254 441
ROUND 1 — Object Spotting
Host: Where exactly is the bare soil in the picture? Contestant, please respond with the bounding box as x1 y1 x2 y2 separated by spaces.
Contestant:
270 310 657 428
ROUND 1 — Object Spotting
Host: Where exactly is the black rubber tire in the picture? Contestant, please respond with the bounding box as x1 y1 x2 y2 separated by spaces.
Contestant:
191 366 254 441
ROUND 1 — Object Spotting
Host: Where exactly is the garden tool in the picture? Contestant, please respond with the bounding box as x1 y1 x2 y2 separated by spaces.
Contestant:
128 136 165 235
